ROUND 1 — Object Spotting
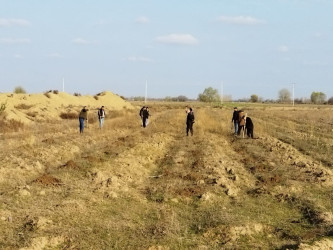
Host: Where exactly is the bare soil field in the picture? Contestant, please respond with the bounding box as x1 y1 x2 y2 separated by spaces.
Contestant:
0 102 333 249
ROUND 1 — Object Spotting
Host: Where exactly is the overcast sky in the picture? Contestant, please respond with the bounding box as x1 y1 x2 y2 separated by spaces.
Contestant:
0 0 332 99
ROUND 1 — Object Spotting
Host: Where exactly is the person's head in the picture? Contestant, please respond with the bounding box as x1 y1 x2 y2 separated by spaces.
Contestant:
189 107 192 111
234 107 238 111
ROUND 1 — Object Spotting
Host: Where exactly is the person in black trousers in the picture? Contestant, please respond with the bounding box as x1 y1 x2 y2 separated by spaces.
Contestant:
245 116 254 138
186 107 195 136
231 107 239 135
142 106 150 128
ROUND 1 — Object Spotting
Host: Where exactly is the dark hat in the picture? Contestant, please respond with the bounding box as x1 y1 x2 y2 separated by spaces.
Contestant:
234 107 237 109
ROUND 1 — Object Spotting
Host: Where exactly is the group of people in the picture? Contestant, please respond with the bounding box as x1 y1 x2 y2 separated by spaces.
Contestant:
78 105 105 133
78 105 253 139
231 107 254 138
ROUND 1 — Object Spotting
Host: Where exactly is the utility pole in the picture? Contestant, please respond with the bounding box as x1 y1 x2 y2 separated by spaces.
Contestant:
292 82 295 106
62 77 65 92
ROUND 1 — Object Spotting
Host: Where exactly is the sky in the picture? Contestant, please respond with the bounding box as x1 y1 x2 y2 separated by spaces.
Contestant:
0 0 332 100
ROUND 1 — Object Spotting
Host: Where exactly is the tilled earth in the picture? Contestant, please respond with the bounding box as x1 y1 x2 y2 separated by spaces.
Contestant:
0 105 332 249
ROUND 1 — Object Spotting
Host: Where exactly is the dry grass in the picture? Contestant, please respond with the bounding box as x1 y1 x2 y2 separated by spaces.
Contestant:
0 119 25 133
1 103 333 249
14 103 34 110
60 111 78 119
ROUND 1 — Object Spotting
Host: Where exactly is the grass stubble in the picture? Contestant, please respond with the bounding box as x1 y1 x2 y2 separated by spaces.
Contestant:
0 103 332 249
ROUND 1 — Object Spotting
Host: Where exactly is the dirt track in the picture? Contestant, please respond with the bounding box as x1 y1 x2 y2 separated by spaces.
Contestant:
1 104 333 249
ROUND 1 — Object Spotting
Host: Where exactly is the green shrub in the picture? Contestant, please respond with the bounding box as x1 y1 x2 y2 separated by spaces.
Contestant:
13 86 27 94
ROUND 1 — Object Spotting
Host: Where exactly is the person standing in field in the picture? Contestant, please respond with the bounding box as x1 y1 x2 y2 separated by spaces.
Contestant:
98 106 105 129
237 110 246 136
245 116 254 138
231 107 239 135
139 106 145 126
142 106 150 128
186 107 195 136
79 106 88 133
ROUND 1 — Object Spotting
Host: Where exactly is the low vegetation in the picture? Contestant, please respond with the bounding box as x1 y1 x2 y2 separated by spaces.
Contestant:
0 102 6 114
0 102 332 249
60 112 78 119
13 86 27 94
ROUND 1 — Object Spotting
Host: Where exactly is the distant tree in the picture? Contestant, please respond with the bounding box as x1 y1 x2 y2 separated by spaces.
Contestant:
14 86 26 94
294 98 304 104
133 96 145 101
236 97 250 102
250 94 259 103
263 99 276 103
310 91 326 104
198 87 220 102
177 95 188 102
328 97 333 105
278 88 291 103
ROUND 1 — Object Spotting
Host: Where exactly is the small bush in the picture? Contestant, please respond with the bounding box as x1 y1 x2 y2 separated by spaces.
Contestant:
15 104 33 110
26 111 38 118
44 92 51 98
0 119 24 133
14 86 27 94
94 96 99 100
74 93 81 97
60 112 78 119
53 90 59 94
0 102 6 114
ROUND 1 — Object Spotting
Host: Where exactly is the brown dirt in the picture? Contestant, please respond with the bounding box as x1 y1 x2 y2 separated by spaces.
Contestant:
34 174 63 186
0 103 332 249
60 160 80 169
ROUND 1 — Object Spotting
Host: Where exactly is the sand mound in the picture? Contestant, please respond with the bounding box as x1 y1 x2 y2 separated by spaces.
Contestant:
0 91 133 124
34 174 62 186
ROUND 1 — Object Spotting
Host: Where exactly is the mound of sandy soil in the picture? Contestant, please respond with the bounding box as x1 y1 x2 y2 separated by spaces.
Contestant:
33 174 63 186
0 91 133 124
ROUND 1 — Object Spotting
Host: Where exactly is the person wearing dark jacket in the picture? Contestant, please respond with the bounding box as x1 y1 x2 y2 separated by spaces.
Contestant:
79 106 88 133
245 116 254 138
231 107 239 135
142 107 150 128
139 106 145 126
186 107 195 136
98 106 105 129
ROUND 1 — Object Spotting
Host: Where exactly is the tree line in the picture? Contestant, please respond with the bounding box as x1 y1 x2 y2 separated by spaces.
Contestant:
8 85 333 105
